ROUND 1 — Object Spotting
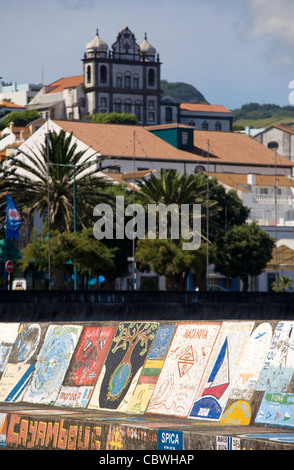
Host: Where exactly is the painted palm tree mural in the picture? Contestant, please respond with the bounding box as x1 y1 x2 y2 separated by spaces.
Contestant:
96 322 158 410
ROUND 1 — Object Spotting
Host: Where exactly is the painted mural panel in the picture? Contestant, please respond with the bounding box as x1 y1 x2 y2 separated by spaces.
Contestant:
0 324 19 376
23 324 82 405
256 322 294 393
127 323 176 414
146 322 222 418
88 322 159 412
189 321 254 421
255 392 294 428
56 326 116 408
230 322 273 401
0 323 47 402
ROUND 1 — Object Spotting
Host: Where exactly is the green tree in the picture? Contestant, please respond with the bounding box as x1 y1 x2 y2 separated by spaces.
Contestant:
0 129 110 231
19 228 116 290
0 109 41 129
211 221 275 292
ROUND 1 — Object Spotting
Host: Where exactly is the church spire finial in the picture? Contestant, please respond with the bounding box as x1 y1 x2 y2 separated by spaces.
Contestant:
96 28 99 37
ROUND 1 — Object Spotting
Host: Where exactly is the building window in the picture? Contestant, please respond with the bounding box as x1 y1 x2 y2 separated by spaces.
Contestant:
133 76 139 89
202 121 209 130
148 112 155 122
181 131 189 145
100 97 107 108
79 97 86 108
100 65 107 84
165 107 173 122
116 74 122 88
215 121 222 131
148 69 155 87
114 100 122 113
268 141 279 150
124 73 131 89
87 65 91 84
135 101 141 120
108 165 121 173
148 100 155 109
188 120 195 127
124 100 132 113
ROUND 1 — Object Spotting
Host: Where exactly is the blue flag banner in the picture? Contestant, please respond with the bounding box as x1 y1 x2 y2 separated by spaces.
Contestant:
6 194 22 239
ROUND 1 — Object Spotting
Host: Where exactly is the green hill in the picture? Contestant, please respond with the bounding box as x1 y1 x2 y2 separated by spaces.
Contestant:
160 80 209 104
232 103 294 129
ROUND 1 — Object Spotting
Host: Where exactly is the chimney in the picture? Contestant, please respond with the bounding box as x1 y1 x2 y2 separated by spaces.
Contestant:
247 173 256 186
9 121 14 132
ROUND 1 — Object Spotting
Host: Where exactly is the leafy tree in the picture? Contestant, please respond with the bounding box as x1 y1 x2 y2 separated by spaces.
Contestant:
211 222 275 292
0 129 110 231
0 110 41 129
136 238 206 291
19 228 117 290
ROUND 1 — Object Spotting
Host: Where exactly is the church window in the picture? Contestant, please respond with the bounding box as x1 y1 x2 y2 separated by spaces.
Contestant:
135 100 141 120
165 107 173 122
100 66 107 84
124 99 132 113
114 100 122 113
87 65 91 84
215 121 222 131
116 74 122 88
148 69 155 87
124 73 131 89
133 75 139 89
202 121 209 130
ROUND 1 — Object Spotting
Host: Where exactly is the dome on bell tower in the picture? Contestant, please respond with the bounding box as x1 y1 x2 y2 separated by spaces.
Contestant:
140 33 156 57
86 29 108 56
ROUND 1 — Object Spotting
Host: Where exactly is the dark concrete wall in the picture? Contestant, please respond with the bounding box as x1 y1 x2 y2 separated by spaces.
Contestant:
1 290 294 321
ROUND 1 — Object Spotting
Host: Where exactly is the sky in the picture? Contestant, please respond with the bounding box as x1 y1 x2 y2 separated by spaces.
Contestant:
1 0 294 110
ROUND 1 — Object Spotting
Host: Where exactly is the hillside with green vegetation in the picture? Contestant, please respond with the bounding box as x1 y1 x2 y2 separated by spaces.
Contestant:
160 80 209 104
232 103 294 129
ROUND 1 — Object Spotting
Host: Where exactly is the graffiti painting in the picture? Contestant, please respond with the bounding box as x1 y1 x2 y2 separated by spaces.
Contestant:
88 322 159 412
0 324 19 376
256 322 294 393
23 324 82 405
230 322 273 401
147 322 222 418
72 326 116 385
127 323 176 414
255 392 294 428
0 323 47 403
189 321 254 421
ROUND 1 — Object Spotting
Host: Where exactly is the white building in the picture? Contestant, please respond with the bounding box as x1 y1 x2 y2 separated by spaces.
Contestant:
0 83 43 106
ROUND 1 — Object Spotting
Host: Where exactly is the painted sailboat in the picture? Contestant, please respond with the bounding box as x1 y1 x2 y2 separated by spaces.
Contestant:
202 338 229 399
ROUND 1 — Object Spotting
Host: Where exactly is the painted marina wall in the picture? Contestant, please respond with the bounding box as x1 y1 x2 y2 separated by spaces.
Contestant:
1 318 294 441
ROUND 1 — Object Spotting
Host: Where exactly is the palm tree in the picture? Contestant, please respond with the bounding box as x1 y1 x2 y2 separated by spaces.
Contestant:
136 168 220 241
0 129 109 232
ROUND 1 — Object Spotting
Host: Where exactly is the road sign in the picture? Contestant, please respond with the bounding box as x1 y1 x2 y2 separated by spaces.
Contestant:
5 260 14 274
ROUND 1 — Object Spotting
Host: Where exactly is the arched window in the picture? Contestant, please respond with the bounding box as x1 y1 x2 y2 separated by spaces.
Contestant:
215 121 222 131
135 100 141 120
124 73 131 89
148 69 155 87
114 99 122 113
87 65 91 84
116 74 122 88
124 99 132 114
100 65 107 84
202 121 209 130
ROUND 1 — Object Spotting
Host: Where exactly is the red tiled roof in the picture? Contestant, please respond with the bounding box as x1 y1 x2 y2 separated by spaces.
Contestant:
0 100 27 109
51 120 293 168
46 75 84 94
180 103 232 114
